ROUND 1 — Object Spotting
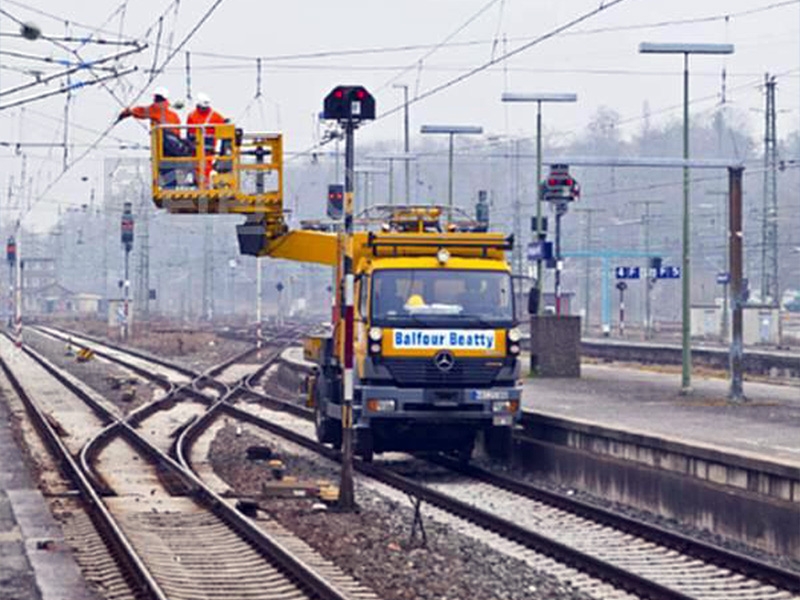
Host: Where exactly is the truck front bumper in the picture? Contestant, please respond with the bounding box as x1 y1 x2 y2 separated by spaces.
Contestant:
333 385 522 427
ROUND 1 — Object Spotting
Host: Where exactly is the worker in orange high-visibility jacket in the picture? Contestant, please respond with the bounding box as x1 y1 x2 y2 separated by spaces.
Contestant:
118 87 182 144
118 87 186 187
186 93 227 187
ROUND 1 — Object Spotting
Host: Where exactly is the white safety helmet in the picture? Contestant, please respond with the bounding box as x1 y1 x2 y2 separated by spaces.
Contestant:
153 86 169 100
196 92 211 109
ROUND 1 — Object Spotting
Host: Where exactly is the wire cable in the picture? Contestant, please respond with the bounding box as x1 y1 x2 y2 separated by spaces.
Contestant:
378 0 504 92
290 0 630 163
24 0 227 222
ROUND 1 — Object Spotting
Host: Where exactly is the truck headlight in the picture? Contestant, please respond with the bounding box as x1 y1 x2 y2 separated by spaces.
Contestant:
369 343 381 354
493 399 521 413
492 400 512 413
366 398 396 412
507 327 522 343
368 327 383 342
508 343 520 355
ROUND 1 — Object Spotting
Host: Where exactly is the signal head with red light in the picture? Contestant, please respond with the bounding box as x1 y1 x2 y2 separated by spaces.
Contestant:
323 86 375 122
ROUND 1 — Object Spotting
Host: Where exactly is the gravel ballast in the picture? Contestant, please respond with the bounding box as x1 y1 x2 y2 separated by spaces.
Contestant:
208 424 593 600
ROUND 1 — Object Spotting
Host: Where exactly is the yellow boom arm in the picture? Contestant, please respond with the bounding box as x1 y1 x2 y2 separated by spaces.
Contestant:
263 230 338 266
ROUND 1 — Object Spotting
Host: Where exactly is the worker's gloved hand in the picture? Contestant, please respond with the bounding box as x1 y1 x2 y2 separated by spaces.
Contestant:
117 108 132 121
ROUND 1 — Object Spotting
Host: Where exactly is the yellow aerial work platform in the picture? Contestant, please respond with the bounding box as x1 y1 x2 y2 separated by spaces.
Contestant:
150 123 285 237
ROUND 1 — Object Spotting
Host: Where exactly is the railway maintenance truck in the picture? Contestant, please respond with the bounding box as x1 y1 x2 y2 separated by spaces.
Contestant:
148 119 522 462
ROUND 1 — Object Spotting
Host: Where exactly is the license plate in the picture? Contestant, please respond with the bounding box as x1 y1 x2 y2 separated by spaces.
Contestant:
492 415 513 426
473 390 510 401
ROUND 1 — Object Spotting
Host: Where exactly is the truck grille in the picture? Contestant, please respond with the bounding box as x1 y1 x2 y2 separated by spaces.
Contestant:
382 357 504 387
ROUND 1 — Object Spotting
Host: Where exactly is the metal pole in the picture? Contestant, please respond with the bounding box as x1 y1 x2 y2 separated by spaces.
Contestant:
681 52 692 392
628 199 664 339
123 248 130 340
14 227 21 348
447 132 454 223
8 262 12 330
256 258 262 349
388 159 394 206
365 172 370 214
535 101 544 315
255 143 265 347
402 85 410 204
644 203 652 338
339 119 356 510
728 166 745 401
582 210 593 334
584 214 591 333
335 137 341 183
574 207 604 334
601 256 610 334
513 140 522 277
555 204 564 316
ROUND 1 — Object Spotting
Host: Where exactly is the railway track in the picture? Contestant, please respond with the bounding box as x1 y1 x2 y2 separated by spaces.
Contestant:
228 355 800 600
3 327 376 600
19 325 800 599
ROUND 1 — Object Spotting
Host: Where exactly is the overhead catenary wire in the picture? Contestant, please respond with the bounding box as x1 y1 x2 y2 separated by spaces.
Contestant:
378 0 504 93
148 16 164 85
23 0 228 223
0 3 149 124
0 67 137 111
290 0 630 163
103 0 798 67
0 45 145 98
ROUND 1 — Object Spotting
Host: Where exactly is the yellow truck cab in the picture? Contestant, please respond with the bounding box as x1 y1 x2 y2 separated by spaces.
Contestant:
307 210 523 461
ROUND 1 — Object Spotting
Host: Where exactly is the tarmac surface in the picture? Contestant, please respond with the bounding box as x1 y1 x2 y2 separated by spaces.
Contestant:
523 363 800 466
0 388 100 600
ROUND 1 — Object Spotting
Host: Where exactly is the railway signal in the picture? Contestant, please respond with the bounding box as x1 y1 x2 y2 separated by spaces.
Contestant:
323 84 376 511
327 184 344 220
120 203 134 340
541 164 580 202
323 86 375 122
616 281 628 336
6 237 15 265
541 164 580 316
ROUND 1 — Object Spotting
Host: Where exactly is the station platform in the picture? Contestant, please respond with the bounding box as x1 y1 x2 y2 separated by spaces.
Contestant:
0 392 100 600
522 363 800 467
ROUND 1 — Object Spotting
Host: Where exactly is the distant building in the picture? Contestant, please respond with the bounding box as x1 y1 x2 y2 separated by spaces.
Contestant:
21 257 102 316
23 282 75 314
22 257 57 290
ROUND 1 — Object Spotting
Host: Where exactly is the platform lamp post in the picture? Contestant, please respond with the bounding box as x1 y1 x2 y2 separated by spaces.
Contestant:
501 93 577 316
639 42 734 393
420 125 483 223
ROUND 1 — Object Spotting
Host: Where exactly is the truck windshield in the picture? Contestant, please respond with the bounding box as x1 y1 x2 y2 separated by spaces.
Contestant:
371 269 514 327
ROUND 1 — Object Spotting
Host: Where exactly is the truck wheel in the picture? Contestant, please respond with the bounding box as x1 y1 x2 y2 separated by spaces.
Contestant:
485 427 513 461
357 430 374 463
315 401 338 445
453 434 475 464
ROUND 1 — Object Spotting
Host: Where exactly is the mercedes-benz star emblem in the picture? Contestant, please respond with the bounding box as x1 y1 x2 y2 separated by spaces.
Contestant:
433 350 455 373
